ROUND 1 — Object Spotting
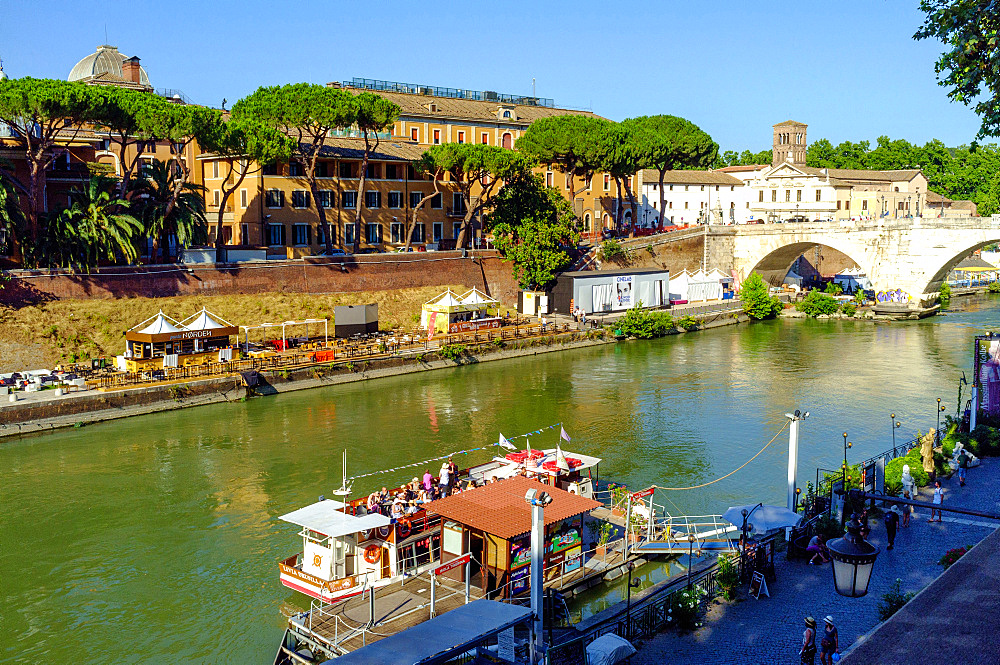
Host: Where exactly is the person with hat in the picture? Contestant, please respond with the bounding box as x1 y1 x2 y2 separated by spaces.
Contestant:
820 615 839 664
800 616 817 664
439 462 451 497
884 504 901 550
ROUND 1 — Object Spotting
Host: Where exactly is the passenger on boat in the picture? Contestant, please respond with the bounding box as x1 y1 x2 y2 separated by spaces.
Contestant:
422 469 434 491
406 500 420 515
447 457 459 492
417 489 430 503
439 463 451 497
391 497 406 521
366 492 380 513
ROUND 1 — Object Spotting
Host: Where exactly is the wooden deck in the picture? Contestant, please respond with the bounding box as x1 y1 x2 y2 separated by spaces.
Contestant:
289 574 484 656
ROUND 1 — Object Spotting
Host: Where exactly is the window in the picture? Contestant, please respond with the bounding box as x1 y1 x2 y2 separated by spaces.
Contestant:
265 189 284 208
365 223 381 244
546 172 553 188
366 163 379 179
240 189 248 208
212 161 219 178
684 185 689 192
771 190 777 202
785 190 791 202
262 163 278 176
604 174 611 191
365 191 381 209
502 110 511 118
292 190 310 209
430 193 442 209
837 201 842 210
457 131 465 144
816 190 822 202
433 222 443 242
316 162 329 177
240 223 249 244
391 222 404 243
345 223 356 245
481 133 488 144
317 223 335 246
715 185 719 191
388 191 402 209
293 224 311 246
342 191 357 208
212 190 221 207
316 190 332 208
501 133 512 149
759 191 764 203
453 222 462 239
684 202 689 209
585 174 592 191
433 129 441 145
668 202 673 209
410 191 424 208
410 128 418 142
845 200 850 210
862 200 868 211
385 164 399 180
339 162 355 178
452 193 466 214
267 223 285 246
289 162 303 177
700 185 705 191
796 189 802 202
411 223 426 242
583 213 592 232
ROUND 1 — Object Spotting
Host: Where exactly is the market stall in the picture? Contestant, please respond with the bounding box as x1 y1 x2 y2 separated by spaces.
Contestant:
121 309 238 372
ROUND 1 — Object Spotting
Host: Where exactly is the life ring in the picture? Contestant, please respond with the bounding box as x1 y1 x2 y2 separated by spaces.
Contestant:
364 545 382 564
378 525 392 539
396 520 411 538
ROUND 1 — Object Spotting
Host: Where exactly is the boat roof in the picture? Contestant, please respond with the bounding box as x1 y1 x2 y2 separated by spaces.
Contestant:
328 599 533 665
532 448 602 473
279 500 390 538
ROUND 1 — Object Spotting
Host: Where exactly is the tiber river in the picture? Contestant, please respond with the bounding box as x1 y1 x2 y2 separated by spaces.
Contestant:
2 295 997 664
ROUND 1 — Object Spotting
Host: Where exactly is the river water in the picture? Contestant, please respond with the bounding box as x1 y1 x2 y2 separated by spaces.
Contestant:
2 296 997 664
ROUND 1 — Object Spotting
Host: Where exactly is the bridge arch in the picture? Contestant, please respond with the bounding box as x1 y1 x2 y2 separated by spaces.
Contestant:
918 237 1000 295
746 241 867 289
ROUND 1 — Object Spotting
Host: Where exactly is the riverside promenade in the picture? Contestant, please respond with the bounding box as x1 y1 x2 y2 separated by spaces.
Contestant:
633 457 1000 665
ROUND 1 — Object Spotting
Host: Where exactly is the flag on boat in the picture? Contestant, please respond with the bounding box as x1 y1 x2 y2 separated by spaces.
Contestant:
560 426 571 443
556 443 570 472
498 433 517 451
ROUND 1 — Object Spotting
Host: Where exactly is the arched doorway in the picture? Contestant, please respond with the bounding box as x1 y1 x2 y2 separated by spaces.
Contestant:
583 212 592 233
501 133 513 149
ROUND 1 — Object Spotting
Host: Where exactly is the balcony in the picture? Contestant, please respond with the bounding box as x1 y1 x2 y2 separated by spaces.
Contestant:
446 206 468 218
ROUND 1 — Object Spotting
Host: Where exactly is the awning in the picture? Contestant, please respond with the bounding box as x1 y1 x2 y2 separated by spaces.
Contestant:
327 599 533 665
279 500 390 538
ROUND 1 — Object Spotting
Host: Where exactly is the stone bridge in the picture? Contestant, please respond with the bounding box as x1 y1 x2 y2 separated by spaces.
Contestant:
700 216 1000 304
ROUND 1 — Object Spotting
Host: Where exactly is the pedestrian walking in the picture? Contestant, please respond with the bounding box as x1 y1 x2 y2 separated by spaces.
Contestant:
901 491 912 527
580 310 587 326
800 616 817 664
819 615 839 665
884 505 900 550
958 447 969 486
929 481 944 522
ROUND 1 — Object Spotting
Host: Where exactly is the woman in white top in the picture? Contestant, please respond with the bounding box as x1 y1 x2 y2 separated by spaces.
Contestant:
930 481 944 522
439 463 451 497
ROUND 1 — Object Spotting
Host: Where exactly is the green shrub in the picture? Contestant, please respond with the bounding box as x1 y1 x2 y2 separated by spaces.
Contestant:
877 578 916 622
671 586 706 630
939 546 972 569
815 513 845 541
885 451 929 492
825 281 844 295
972 424 1000 455
797 289 840 317
740 272 783 320
599 239 627 264
617 306 674 339
939 282 951 308
988 281 1000 293
439 344 469 361
841 301 857 317
675 315 699 330
716 553 740 601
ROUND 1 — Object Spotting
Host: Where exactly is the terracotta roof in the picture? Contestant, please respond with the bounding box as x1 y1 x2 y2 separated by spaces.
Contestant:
428 476 601 540
314 136 426 161
950 199 978 214
773 120 807 127
341 86 599 124
716 164 769 173
925 190 952 204
799 167 921 183
641 169 743 186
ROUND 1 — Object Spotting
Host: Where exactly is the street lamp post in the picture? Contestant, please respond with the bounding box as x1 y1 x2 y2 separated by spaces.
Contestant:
890 413 902 453
686 533 696 588
936 398 943 444
842 432 853 481
624 561 641 638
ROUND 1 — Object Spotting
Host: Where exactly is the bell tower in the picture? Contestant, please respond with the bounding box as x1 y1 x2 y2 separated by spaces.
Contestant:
772 120 807 167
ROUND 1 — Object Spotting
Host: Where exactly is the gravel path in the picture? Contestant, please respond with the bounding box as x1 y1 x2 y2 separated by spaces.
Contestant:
632 457 1000 665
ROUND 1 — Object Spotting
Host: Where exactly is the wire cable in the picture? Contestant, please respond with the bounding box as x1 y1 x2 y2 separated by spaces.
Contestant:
652 420 790 491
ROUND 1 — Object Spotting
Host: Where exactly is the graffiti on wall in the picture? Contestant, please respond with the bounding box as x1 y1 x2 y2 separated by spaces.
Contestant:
875 289 911 303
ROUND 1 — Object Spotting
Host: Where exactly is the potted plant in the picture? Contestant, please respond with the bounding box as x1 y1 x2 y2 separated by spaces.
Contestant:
609 484 630 518
669 585 707 631
716 553 740 601
595 521 613 557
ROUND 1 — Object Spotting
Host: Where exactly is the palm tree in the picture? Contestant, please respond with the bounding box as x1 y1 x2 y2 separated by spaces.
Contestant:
55 175 143 271
129 159 207 262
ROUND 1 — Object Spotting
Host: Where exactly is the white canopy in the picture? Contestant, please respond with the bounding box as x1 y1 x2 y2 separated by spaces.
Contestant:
133 311 185 334
181 308 233 331
279 499 390 538
425 289 464 308
459 288 498 306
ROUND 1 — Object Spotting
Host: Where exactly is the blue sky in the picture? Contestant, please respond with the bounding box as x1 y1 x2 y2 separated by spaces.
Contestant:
0 0 983 151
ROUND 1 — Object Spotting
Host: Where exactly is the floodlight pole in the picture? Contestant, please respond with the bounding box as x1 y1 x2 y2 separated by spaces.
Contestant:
785 410 809 539
525 489 551 664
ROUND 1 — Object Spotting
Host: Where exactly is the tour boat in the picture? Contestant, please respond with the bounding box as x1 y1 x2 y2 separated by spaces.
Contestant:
278 498 443 604
465 448 602 499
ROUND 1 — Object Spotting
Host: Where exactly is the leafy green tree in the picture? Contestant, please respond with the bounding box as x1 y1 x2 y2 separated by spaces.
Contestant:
516 114 609 218
425 143 535 248
627 115 717 226
939 281 952 308
0 77 104 260
199 115 294 261
350 92 400 253
797 289 840 316
915 0 1000 138
234 83 357 255
0 158 23 257
91 87 173 198
129 160 207 261
740 272 783 319
616 306 674 339
486 172 579 289
51 175 143 270
824 281 844 295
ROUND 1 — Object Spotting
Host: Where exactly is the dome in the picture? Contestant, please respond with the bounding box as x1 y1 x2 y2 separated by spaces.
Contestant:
68 45 150 87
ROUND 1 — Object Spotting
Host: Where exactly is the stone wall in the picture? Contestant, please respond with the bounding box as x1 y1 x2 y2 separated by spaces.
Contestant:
1 251 521 306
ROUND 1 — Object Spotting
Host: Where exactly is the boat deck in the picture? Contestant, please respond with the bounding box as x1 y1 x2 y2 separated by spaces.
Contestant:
290 574 484 656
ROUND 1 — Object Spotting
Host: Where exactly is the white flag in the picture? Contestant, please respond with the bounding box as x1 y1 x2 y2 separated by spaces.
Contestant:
499 433 517 451
556 443 570 472
560 426 571 443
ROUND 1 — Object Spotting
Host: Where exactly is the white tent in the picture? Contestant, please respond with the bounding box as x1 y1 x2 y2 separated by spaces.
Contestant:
784 270 804 287
687 269 724 302
180 308 234 331
669 270 690 301
132 310 185 335
458 288 498 307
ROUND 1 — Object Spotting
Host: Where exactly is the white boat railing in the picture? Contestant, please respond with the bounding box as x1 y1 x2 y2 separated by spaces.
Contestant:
640 513 738 549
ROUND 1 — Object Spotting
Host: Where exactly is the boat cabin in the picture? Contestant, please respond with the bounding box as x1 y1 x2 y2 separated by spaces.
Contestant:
122 309 237 372
466 448 602 499
279 498 442 604
429 476 601 597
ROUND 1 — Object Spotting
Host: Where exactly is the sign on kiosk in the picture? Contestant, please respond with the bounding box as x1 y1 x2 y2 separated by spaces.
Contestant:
435 553 471 576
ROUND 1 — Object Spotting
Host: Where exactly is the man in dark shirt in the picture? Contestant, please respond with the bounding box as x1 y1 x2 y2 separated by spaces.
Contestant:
884 505 900 550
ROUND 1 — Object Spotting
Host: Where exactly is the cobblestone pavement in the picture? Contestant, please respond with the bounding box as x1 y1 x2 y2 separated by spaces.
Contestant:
632 457 1000 665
